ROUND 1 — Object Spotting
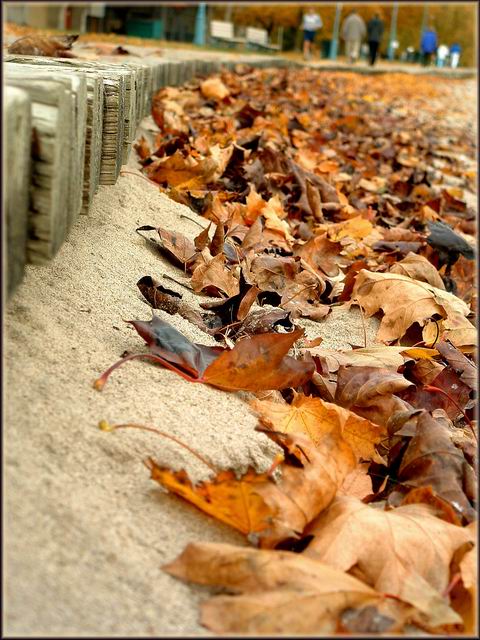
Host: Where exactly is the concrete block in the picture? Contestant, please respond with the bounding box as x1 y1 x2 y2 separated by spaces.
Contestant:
4 55 123 187
5 64 87 228
3 87 32 296
5 58 104 210
4 77 72 264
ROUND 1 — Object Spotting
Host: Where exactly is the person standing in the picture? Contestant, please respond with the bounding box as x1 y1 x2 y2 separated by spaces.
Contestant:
420 25 438 66
450 43 462 68
341 10 366 64
302 7 323 60
366 13 384 66
436 44 449 67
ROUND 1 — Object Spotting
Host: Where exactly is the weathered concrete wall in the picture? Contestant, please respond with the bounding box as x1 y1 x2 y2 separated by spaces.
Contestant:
3 50 299 295
3 87 31 297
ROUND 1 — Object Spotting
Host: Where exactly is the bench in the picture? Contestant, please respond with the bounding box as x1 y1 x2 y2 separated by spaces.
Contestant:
209 20 246 47
246 27 282 52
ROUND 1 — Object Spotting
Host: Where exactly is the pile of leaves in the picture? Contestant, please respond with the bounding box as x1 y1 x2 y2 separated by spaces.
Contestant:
97 66 477 635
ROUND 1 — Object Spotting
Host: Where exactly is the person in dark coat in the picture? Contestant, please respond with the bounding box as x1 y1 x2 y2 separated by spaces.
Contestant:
366 14 384 65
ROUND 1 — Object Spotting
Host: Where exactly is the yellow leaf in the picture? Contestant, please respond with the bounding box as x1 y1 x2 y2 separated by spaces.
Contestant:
252 392 385 463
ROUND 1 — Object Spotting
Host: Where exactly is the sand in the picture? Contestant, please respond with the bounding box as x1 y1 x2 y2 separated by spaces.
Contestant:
4 138 383 636
5 71 477 635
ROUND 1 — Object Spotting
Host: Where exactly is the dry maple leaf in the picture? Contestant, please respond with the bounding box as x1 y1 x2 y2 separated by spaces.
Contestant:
133 136 151 161
304 496 474 628
352 270 472 342
190 253 240 298
144 150 217 190
435 339 477 390
252 392 385 463
148 429 354 547
389 252 445 290
422 318 476 351
200 77 230 101
202 329 315 392
163 542 412 634
306 345 416 372
8 34 78 56
136 225 197 268
334 365 414 427
327 216 374 243
95 318 314 393
293 233 342 278
385 410 476 523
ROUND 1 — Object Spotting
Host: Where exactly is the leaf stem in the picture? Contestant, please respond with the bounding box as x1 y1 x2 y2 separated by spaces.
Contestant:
424 384 477 441
100 422 217 472
93 352 198 390
120 170 158 186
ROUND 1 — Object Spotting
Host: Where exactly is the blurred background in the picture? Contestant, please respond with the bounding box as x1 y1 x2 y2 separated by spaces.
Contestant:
3 2 477 67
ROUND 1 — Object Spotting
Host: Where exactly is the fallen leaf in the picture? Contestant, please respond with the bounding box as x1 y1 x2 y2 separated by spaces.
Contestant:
191 253 240 298
95 318 314 392
304 496 473 627
293 234 342 277
252 392 385 462
334 365 414 427
306 345 414 372
202 329 315 392
386 410 476 523
149 429 354 547
163 542 410 634
134 136 151 161
8 34 78 56
144 150 217 190
389 252 445 290
201 77 230 101
435 339 477 389
136 225 197 268
352 270 472 342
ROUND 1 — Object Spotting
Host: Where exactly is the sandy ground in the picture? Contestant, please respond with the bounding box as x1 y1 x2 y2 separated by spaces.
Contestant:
4 138 382 636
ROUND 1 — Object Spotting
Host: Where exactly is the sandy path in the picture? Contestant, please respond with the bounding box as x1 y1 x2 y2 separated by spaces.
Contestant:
4 142 381 636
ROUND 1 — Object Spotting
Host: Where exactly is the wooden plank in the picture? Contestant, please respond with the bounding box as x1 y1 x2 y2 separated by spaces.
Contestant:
3 86 32 297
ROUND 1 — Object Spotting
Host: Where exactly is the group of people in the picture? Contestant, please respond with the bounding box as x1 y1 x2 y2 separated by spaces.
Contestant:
302 8 462 69
302 8 385 66
420 26 462 68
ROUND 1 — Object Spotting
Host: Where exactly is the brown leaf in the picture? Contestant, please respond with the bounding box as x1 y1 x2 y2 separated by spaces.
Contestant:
338 463 373 500
400 366 471 420
194 223 212 251
150 429 354 547
8 34 78 56
191 253 240 298
389 252 445 290
246 255 301 294
252 392 385 463
293 234 342 277
163 542 410 634
305 179 324 222
134 136 151 161
435 340 477 389
307 345 414 372
136 225 197 268
136 276 207 331
144 150 217 190
202 328 315 392
304 496 472 627
200 77 230 101
352 270 472 342
387 410 476 523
